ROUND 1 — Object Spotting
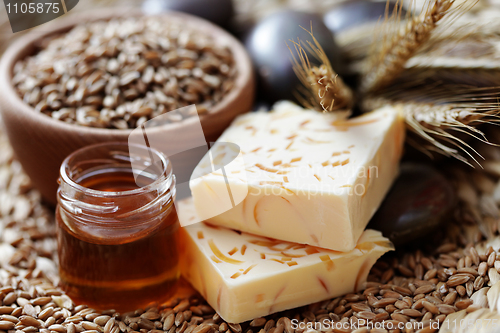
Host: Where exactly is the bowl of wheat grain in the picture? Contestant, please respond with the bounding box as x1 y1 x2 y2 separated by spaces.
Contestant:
0 9 255 206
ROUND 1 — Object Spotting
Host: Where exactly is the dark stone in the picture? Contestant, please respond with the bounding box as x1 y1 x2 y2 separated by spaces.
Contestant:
323 0 405 33
142 0 234 28
368 163 456 247
244 10 344 104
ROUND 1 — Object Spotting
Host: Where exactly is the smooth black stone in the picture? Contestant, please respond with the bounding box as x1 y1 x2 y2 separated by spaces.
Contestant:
368 163 456 247
142 0 234 28
324 0 405 33
244 10 344 103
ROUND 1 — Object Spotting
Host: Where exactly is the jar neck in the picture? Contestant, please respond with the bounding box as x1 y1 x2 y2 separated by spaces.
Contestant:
57 143 176 229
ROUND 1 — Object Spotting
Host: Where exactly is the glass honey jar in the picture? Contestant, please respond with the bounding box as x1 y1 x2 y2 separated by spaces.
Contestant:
56 142 179 311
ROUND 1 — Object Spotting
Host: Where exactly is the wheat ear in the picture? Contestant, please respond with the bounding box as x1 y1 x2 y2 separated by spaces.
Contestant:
288 27 353 116
364 94 500 166
360 0 469 94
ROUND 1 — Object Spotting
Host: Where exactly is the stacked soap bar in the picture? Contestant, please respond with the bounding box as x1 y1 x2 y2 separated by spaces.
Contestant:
179 102 403 322
178 198 394 324
190 101 405 251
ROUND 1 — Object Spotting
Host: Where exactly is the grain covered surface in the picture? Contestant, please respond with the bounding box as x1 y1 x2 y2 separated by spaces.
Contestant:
2 126 500 333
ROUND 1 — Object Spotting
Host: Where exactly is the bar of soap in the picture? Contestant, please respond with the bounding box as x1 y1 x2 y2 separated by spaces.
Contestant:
178 198 393 323
190 102 405 251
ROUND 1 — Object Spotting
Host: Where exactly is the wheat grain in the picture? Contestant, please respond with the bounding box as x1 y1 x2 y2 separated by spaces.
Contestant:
13 17 235 129
3 123 500 331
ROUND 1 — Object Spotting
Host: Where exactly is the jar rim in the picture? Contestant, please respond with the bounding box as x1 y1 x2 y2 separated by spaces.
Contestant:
60 142 171 198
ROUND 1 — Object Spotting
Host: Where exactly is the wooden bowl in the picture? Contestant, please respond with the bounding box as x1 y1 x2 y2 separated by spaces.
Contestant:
0 10 255 206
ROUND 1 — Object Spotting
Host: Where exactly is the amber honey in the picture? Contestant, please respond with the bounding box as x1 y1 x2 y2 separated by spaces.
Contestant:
56 143 179 311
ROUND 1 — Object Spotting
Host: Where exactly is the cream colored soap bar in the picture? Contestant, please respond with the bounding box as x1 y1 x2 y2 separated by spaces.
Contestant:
190 102 405 251
178 198 393 323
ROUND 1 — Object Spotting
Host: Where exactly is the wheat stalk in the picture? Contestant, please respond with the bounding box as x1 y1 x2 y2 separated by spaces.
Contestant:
359 0 477 94
288 26 353 116
400 66 500 88
342 12 500 76
342 19 499 81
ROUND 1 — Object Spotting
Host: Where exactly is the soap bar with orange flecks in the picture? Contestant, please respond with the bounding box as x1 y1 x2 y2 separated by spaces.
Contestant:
178 198 393 323
189 101 405 251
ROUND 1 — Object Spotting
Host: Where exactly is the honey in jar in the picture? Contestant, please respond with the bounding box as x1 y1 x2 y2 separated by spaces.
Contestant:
56 142 179 311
